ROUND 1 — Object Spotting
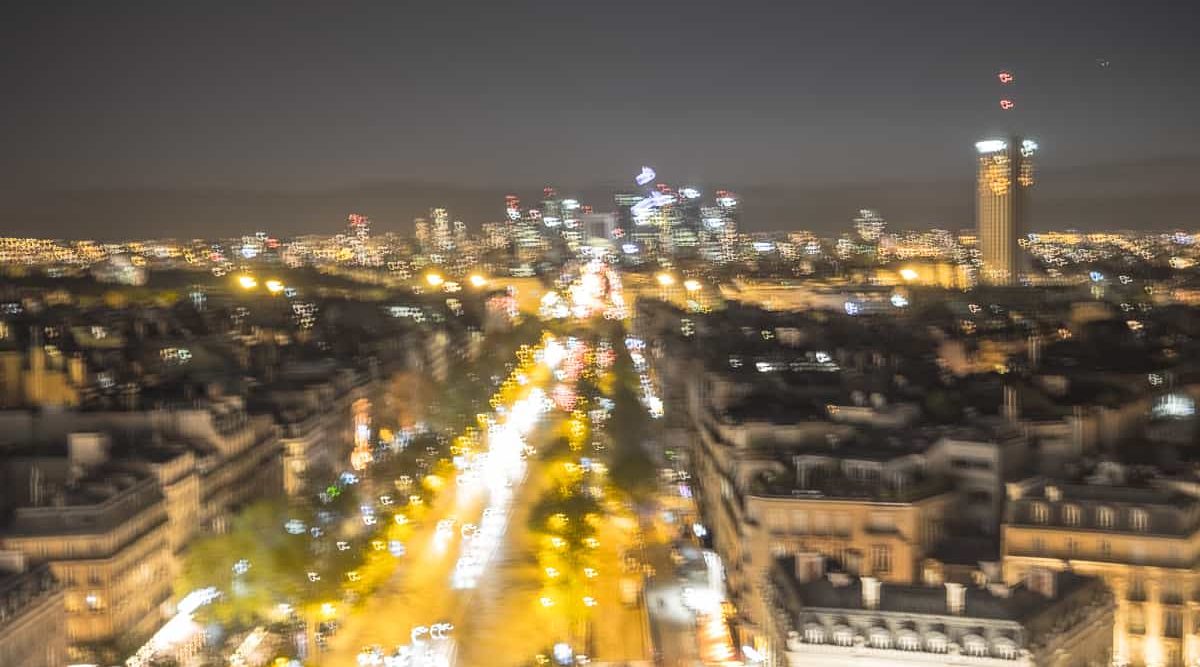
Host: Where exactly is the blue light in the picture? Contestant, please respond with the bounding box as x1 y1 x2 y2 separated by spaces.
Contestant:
630 198 656 219
1089 271 1104 282
647 191 675 207
635 166 656 186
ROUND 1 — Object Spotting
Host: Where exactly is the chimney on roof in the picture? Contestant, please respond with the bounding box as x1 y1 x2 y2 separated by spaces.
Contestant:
945 582 966 614
862 576 881 610
922 560 945 587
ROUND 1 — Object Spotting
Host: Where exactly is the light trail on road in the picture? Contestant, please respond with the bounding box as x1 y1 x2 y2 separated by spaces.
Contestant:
345 336 568 667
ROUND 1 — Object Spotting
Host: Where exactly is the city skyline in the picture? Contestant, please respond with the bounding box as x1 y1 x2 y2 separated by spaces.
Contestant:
3 152 1200 241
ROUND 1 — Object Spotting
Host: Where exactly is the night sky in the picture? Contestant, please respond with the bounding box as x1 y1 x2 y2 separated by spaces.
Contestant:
3 0 1199 237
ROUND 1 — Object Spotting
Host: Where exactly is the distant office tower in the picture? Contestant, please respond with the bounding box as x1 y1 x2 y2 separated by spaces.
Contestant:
541 186 562 228
504 195 522 222
414 218 430 253
480 222 509 250
431 207 451 253
714 190 740 264
853 209 886 242
347 213 370 265
613 192 642 241
671 186 702 254
975 137 1037 285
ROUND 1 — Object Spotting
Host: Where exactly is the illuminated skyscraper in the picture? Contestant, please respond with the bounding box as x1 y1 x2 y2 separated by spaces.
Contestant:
613 192 642 240
431 207 451 254
541 186 562 228
346 213 370 265
713 190 740 264
853 209 886 242
975 138 1037 285
453 219 467 247
671 186 702 254
413 217 430 253
504 195 522 222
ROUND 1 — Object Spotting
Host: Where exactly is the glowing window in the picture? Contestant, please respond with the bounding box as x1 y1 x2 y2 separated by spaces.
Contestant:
1131 509 1149 532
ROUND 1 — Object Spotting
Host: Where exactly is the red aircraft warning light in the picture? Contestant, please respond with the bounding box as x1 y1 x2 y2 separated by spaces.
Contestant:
999 99 1015 110
998 71 1014 84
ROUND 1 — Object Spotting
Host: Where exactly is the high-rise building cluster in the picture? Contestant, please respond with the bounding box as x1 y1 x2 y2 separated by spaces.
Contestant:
2 143 1197 295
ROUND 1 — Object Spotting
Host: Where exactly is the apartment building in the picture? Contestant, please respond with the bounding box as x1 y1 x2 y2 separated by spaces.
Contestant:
1002 477 1200 667
767 554 1113 667
0 462 172 663
0 560 66 667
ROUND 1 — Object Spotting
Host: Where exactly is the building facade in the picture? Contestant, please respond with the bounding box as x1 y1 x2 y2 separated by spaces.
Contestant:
1002 477 1200 666
0 561 66 667
0 467 173 663
767 555 1113 667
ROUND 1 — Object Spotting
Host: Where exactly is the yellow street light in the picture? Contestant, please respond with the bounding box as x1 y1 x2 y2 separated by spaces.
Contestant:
468 274 488 288
264 279 284 294
425 273 445 287
899 268 919 282
236 275 258 289
655 273 675 287
683 279 702 292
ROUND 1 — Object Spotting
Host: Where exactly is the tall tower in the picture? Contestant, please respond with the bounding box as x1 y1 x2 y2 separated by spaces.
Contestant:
431 207 451 253
414 217 430 254
975 138 1037 285
853 209 886 242
346 213 370 265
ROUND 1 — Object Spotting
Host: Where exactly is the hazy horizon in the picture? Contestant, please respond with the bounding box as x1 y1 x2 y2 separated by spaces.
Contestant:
3 153 1199 240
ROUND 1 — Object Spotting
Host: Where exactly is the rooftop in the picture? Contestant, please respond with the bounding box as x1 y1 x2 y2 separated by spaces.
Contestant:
0 563 60 629
773 556 1104 636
